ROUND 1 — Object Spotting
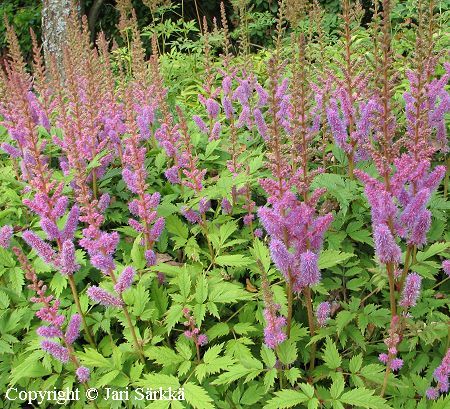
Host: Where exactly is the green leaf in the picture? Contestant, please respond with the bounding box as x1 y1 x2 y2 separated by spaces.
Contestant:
348 229 373 245
146 346 184 367
165 304 184 333
319 250 355 269
261 346 277 368
203 343 223 363
215 254 254 267
339 388 392 409
177 267 191 301
234 322 257 335
135 373 180 389
330 374 345 399
349 353 363 373
335 310 355 335
323 337 342 369
79 348 111 368
206 322 229 340
263 390 308 409
251 238 271 272
166 215 188 239
416 242 449 262
277 339 297 365
184 382 214 409
211 364 262 385
131 235 145 269
11 359 51 384
195 274 208 303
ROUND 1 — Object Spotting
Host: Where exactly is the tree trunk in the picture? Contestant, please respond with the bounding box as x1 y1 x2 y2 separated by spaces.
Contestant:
88 0 105 43
41 0 74 74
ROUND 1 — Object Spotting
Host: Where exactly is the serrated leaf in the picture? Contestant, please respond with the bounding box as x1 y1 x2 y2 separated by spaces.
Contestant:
146 346 184 367
135 373 180 389
349 354 363 373
335 310 355 335
323 337 342 369
263 390 308 409
339 388 392 409
78 348 111 368
330 374 345 399
261 346 277 368
319 250 355 269
184 382 214 409
215 254 253 267
277 339 297 365
416 242 449 262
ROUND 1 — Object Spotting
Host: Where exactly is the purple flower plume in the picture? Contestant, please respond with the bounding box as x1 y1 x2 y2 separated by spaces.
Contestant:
316 302 331 326
0 225 13 248
76 366 90 383
269 239 294 279
87 286 123 307
373 224 401 264
263 304 287 349
399 273 421 308
426 349 450 399
145 249 156 266
442 260 450 276
299 250 320 287
61 205 79 242
114 266 135 294
36 326 63 338
22 230 55 264
41 340 69 363
59 240 80 275
64 314 81 345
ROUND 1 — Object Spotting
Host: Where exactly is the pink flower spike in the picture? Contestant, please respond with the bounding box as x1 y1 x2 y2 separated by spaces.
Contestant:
65 314 82 345
0 225 13 248
76 367 90 383
41 340 69 363
87 286 123 307
399 273 421 308
114 266 135 294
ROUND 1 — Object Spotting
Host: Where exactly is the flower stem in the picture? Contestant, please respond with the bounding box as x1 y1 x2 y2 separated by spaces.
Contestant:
386 262 397 317
67 275 96 347
304 287 316 371
109 271 146 363
286 277 293 338
399 245 412 290
444 156 449 198
380 364 391 397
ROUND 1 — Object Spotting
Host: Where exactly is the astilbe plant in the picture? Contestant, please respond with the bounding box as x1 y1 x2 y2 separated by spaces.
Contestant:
326 0 377 175
0 0 449 407
258 31 333 372
13 247 92 388
0 20 95 347
353 0 448 397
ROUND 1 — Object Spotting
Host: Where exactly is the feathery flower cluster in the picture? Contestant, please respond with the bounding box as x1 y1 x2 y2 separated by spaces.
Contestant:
263 304 287 349
399 273 422 309
443 260 450 277
316 301 331 326
121 84 164 264
87 286 123 308
355 158 445 262
259 192 333 292
182 308 208 347
378 316 403 372
326 94 377 161
426 349 450 400
0 225 13 248
404 62 450 156
13 247 89 383
260 263 286 349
